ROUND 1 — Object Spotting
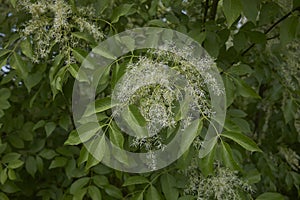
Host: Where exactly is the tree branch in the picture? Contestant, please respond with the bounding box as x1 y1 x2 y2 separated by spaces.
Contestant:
203 0 210 23
209 0 219 20
241 7 299 56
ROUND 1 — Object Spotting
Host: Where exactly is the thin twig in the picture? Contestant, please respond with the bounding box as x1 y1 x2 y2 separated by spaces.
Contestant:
241 7 299 56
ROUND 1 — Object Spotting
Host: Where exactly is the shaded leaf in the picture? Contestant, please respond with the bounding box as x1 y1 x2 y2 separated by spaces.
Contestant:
221 131 262 152
25 156 37 177
123 176 149 186
70 177 90 195
111 4 135 23
88 185 102 200
161 174 179 200
223 0 242 27
221 141 241 170
256 192 285 200
145 185 161 200
104 185 123 199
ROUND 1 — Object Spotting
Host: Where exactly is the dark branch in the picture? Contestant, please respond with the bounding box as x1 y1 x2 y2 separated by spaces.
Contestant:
209 0 219 20
241 7 299 56
203 0 210 23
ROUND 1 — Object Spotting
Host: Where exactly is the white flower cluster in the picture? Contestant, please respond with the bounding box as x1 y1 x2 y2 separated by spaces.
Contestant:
19 0 104 62
185 166 253 200
131 134 166 170
73 17 104 41
113 44 222 170
267 40 300 91
278 146 300 171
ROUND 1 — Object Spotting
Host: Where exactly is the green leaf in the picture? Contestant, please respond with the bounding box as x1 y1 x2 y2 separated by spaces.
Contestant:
121 105 148 138
33 120 45 131
70 177 90 195
0 168 7 184
104 185 123 199
245 169 261 184
84 97 114 117
49 156 68 169
0 88 11 100
128 104 147 126
111 62 126 89
294 0 300 9
178 196 195 200
72 32 95 44
24 72 43 92
132 192 144 200
25 156 37 177
282 99 296 124
9 0 17 7
0 99 10 110
145 185 161 200
7 160 24 169
59 115 70 131
280 16 299 46
111 4 135 23
36 156 43 173
72 48 87 63
203 31 220 58
20 38 33 59
11 52 29 79
227 64 253 76
0 192 9 200
198 136 218 159
85 134 107 163
200 144 216 176
109 121 124 148
78 146 89 165
65 130 81 145
0 49 11 58
0 181 20 193
161 174 179 200
120 36 135 51
221 131 262 152
179 119 202 155
234 78 260 99
86 154 100 170
123 176 149 186
39 149 58 160
247 31 266 45
0 143 7 154
65 122 101 145
92 175 109 187
256 192 285 200
147 19 167 27
8 135 24 148
240 0 259 22
45 122 56 137
2 153 21 163
88 186 102 200
7 169 16 180
92 46 117 60
224 76 235 106
232 118 251 133
223 0 242 27
221 141 241 170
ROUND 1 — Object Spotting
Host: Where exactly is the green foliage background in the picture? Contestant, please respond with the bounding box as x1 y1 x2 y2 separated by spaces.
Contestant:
0 0 300 199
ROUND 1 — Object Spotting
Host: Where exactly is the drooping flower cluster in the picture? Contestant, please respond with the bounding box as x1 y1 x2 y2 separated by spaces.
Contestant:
19 0 104 62
112 44 223 170
185 166 253 200
278 146 300 171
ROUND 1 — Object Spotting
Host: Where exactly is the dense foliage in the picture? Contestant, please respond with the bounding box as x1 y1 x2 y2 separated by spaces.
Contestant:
0 0 300 199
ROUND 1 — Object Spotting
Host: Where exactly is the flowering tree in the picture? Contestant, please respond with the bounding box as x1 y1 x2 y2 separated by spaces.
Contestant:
0 0 299 199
